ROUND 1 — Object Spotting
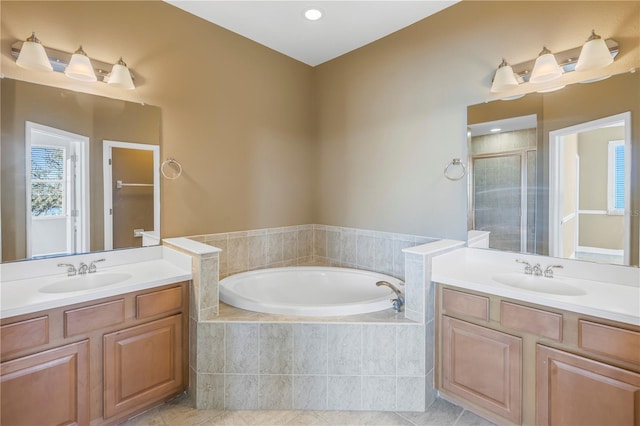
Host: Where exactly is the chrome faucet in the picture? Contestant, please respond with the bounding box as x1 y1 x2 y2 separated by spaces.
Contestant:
376 281 405 313
532 263 543 276
544 264 563 278
58 263 77 277
78 262 89 275
516 259 533 275
88 258 105 273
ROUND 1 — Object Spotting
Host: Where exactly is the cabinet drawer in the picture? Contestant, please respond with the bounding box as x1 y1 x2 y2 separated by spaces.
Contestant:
136 286 182 319
501 301 562 341
1 316 49 356
579 320 640 365
65 299 125 337
442 288 489 321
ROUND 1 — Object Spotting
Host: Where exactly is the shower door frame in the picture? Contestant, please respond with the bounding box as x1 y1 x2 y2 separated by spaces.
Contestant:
470 147 537 253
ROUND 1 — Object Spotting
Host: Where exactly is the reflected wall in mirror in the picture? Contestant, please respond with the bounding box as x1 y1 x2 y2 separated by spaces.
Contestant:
468 71 639 267
1 78 161 262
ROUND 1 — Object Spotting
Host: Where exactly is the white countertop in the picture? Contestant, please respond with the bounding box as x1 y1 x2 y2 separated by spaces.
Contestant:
0 246 192 319
432 248 640 326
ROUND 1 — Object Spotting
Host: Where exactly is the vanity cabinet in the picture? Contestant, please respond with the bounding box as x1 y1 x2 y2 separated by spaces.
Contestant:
0 281 189 426
536 345 640 426
441 316 522 423
436 285 640 426
104 314 183 419
0 340 90 425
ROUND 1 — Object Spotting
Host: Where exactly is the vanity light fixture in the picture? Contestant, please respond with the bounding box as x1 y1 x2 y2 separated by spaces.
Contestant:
490 59 519 93
489 32 618 96
529 46 563 84
16 32 53 72
576 30 614 71
65 45 97 82
107 58 135 90
11 38 136 89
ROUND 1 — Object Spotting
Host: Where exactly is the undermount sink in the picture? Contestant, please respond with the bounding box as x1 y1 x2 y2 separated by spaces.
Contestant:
39 272 132 294
492 272 587 296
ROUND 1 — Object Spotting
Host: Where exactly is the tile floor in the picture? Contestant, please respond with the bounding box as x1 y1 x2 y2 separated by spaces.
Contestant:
120 395 496 426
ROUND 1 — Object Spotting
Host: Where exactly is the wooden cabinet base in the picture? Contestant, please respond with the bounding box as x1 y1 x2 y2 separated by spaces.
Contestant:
103 314 183 420
0 340 89 426
536 345 640 426
441 315 522 424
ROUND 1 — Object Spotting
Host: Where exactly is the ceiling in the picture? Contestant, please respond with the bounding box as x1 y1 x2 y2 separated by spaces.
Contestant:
165 1 459 66
468 115 538 137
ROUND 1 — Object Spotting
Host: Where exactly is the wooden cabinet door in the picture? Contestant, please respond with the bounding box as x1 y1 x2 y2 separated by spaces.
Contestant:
103 314 183 419
0 340 89 426
537 345 640 426
441 316 522 424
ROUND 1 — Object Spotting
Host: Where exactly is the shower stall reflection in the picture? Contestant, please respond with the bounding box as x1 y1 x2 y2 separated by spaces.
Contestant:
469 118 537 253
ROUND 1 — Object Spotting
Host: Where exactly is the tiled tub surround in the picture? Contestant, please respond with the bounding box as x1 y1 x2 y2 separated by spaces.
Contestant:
191 321 429 411
188 224 437 280
167 229 464 413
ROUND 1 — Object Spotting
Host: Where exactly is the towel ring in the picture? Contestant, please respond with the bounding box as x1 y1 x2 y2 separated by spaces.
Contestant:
161 157 183 180
444 158 466 181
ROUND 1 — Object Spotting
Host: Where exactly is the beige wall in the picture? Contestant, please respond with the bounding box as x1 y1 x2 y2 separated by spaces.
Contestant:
577 126 625 250
579 215 625 250
1 0 315 240
578 127 625 210
314 1 639 240
2 1 639 251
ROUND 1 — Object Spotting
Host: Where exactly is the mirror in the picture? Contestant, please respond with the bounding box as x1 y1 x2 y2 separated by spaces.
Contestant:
467 71 639 267
1 78 161 262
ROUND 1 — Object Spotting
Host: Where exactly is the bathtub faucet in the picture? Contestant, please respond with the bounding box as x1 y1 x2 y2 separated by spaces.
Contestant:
376 281 405 313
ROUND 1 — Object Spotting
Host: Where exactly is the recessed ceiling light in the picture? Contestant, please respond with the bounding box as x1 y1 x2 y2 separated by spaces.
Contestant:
490 128 502 133
304 8 323 21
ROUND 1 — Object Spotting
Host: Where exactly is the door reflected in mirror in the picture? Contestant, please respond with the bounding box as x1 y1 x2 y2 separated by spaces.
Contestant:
1 78 161 263
549 112 630 265
468 71 639 267
102 141 160 251
26 122 90 258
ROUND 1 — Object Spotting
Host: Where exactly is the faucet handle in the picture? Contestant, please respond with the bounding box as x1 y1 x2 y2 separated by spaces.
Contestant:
532 264 543 276
78 262 89 275
544 264 563 278
58 263 77 277
516 259 533 275
88 258 106 273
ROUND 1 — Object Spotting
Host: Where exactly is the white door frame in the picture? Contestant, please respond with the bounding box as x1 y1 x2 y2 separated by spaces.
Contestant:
25 121 90 258
103 140 160 250
549 111 631 264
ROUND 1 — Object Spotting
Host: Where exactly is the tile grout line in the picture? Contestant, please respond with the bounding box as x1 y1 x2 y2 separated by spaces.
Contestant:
257 323 261 410
393 327 400 410
223 323 227 410
325 323 329 411
452 408 466 425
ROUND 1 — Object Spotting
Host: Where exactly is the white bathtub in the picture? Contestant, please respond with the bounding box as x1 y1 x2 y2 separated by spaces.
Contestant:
219 266 404 316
